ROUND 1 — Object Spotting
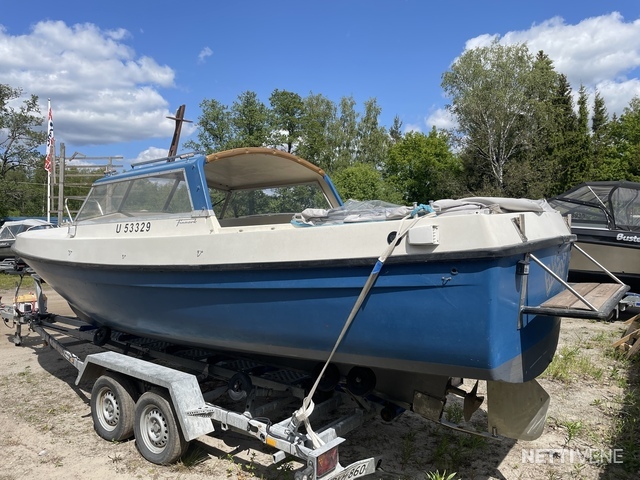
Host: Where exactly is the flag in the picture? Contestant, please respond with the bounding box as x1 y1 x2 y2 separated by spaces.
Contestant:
44 100 54 173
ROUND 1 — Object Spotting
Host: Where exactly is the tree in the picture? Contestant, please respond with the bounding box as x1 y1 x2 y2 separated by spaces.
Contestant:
385 129 462 203
389 116 403 143
183 98 232 153
268 89 304 153
357 98 390 168
0 85 46 176
296 93 338 172
441 42 537 194
332 163 402 203
560 85 593 186
333 96 359 170
514 51 564 198
0 84 47 217
229 91 270 148
613 96 640 180
589 91 625 180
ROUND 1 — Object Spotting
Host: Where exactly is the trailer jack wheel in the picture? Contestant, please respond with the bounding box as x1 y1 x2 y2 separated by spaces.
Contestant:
134 390 188 465
91 373 136 441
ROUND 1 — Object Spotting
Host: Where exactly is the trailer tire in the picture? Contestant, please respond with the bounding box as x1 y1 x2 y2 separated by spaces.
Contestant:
91 373 136 442
134 390 187 465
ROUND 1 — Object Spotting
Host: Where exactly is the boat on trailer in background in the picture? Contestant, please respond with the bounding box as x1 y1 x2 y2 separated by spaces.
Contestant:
548 180 640 290
13 147 628 448
0 218 54 261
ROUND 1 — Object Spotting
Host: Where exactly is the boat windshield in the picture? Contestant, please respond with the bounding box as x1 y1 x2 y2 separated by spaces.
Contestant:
211 183 330 220
550 184 640 231
76 171 193 221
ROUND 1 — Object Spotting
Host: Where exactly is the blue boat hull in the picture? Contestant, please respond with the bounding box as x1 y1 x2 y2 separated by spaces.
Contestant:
25 242 570 384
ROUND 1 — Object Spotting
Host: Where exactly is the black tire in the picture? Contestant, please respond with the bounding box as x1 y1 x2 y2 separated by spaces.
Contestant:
228 372 252 401
134 390 188 465
91 373 136 441
93 326 111 346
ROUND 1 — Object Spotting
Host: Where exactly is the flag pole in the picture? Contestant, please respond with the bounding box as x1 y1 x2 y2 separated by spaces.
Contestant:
45 99 54 222
47 156 51 223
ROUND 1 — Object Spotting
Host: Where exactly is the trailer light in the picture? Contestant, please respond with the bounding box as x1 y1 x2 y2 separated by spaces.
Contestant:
316 446 338 477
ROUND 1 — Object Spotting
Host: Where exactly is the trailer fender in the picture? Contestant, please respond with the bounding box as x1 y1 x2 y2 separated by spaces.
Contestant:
77 351 213 441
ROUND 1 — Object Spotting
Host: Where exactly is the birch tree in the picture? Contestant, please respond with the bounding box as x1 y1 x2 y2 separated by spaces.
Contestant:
441 42 537 193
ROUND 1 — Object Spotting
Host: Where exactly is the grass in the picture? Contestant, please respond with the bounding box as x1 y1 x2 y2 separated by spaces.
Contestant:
444 402 464 424
429 430 487 473
541 323 640 479
560 420 583 446
543 344 605 383
0 274 35 292
425 470 458 480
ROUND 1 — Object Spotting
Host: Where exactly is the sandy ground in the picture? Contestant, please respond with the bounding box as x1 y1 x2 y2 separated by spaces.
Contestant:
0 285 638 480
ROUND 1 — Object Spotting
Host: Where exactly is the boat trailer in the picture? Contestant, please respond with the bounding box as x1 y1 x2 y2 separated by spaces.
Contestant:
1 276 382 480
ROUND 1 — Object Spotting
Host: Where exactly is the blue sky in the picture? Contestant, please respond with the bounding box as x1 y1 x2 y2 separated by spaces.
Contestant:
2 1 640 164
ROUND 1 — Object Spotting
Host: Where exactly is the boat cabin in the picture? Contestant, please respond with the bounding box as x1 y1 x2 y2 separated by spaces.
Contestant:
75 148 343 228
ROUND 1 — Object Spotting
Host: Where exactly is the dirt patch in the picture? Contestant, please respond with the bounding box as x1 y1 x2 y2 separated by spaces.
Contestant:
1 286 638 479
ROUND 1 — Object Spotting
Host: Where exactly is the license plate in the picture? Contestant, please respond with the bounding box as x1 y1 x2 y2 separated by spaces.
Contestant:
327 458 376 480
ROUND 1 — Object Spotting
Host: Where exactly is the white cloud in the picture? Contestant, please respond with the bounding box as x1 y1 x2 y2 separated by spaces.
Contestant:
402 123 422 134
426 108 457 131
0 20 177 146
198 46 213 64
464 12 640 117
132 146 170 164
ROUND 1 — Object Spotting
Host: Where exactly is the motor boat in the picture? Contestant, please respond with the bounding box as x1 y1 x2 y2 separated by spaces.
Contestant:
0 218 54 260
13 147 627 440
548 181 640 288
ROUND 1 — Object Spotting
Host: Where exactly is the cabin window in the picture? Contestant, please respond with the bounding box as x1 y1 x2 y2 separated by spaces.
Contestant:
210 183 330 220
76 171 193 221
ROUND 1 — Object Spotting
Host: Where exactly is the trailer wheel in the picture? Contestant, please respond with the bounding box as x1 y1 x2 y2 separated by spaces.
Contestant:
134 390 187 465
91 373 136 441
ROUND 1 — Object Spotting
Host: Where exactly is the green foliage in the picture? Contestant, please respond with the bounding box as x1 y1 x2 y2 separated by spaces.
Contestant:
442 42 538 193
425 470 458 480
543 345 604 383
269 89 304 153
385 129 462 203
613 97 640 181
230 91 270 148
297 93 338 171
0 84 47 217
332 163 403 203
184 98 232 153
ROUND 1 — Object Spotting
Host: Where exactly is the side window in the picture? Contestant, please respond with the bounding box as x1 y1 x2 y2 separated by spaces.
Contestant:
212 184 329 219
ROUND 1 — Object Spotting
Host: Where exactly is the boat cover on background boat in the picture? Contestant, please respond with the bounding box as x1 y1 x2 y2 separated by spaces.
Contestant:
548 181 640 231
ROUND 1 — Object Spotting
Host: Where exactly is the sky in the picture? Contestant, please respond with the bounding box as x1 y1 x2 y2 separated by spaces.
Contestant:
2 0 640 165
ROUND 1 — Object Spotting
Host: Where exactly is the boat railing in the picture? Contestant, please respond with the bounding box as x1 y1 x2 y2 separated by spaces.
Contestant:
131 151 199 168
